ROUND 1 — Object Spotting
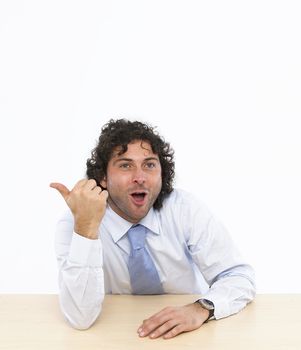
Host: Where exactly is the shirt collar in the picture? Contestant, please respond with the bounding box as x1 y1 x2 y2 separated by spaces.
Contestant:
103 205 160 243
139 207 160 236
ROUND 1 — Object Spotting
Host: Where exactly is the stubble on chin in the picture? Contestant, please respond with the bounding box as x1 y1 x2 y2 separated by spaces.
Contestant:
109 193 156 223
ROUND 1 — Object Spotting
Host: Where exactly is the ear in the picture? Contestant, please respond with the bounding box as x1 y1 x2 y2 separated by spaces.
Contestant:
100 177 107 189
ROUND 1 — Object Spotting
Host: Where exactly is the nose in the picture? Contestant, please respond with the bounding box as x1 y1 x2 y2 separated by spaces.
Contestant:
132 168 146 185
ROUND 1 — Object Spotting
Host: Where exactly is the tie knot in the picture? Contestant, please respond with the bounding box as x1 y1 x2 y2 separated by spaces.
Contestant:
127 224 147 250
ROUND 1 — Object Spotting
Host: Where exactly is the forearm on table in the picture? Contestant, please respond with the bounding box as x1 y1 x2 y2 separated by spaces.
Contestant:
56 230 105 329
58 262 104 329
204 265 256 319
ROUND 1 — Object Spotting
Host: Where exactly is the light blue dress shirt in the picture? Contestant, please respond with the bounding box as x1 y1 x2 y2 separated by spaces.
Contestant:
55 189 255 329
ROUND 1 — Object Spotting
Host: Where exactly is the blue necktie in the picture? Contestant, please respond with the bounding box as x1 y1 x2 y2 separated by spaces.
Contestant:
127 224 164 295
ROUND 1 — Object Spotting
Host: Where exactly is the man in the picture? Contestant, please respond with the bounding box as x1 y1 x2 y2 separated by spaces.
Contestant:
50 119 255 339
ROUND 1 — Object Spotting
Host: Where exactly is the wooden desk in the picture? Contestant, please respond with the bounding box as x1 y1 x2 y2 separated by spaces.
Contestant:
1 294 300 349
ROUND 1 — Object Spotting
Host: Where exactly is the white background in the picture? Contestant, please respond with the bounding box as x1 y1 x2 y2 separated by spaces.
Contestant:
0 1 300 293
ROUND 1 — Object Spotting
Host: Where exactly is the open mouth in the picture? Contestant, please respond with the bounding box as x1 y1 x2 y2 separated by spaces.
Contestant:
130 191 147 204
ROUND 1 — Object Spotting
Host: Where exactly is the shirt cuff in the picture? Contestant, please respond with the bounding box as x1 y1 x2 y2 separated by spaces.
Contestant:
68 232 103 267
201 292 231 320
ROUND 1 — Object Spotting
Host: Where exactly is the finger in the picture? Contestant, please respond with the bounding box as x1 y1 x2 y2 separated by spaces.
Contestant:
91 186 102 195
73 179 88 189
49 182 70 200
138 312 173 337
149 319 179 339
99 190 109 200
163 324 184 339
140 306 173 326
91 186 108 197
84 179 97 191
139 306 174 328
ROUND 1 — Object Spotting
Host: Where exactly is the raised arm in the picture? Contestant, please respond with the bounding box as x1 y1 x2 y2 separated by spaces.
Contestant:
51 179 108 329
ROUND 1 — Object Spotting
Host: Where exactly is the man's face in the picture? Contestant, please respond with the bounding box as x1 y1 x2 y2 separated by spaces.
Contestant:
100 140 162 223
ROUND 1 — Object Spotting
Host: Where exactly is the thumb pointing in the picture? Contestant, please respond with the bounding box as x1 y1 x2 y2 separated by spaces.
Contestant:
49 182 70 200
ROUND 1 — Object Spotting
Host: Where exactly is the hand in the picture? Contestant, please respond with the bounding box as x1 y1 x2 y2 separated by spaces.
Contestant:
50 179 108 239
137 303 209 339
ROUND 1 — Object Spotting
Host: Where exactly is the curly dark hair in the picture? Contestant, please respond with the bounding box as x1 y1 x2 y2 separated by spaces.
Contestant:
86 119 175 210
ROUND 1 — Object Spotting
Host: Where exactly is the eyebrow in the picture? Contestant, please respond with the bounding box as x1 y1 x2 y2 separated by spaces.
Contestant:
113 157 159 165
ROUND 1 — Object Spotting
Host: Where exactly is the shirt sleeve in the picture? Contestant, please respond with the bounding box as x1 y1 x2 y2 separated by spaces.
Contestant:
54 211 105 329
185 198 256 319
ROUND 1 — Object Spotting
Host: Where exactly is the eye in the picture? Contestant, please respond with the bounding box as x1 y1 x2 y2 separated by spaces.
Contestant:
145 162 156 169
119 163 131 169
